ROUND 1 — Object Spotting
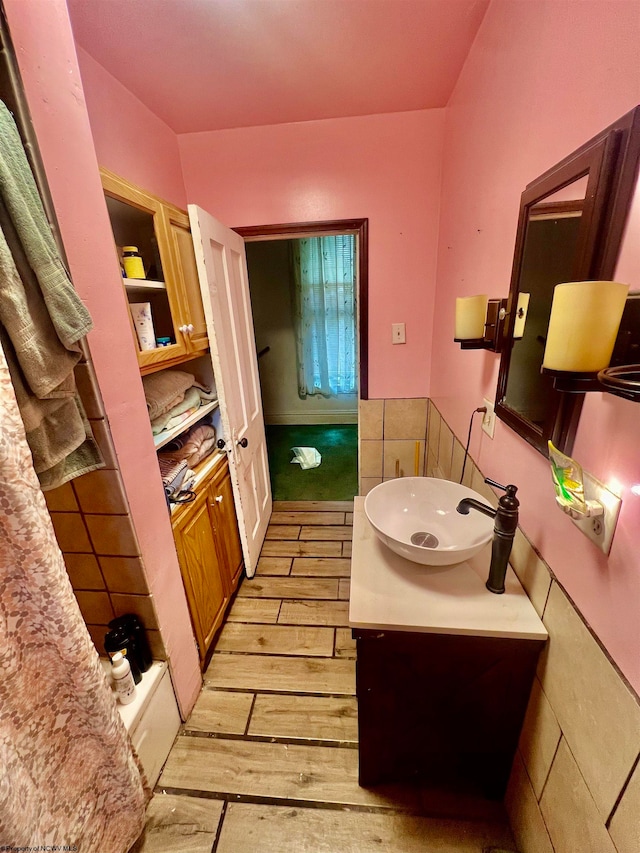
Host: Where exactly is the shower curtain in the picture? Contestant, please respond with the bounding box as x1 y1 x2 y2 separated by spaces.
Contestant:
0 346 148 850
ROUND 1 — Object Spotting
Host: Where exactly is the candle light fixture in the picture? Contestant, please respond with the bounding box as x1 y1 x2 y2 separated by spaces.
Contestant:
454 294 516 353
542 282 640 402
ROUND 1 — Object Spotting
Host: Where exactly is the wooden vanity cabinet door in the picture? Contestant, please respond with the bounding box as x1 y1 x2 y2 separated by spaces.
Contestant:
173 488 229 663
160 204 209 355
209 464 244 594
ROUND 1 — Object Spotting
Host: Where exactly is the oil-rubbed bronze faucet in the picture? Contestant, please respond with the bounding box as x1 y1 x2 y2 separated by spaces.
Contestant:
456 478 519 594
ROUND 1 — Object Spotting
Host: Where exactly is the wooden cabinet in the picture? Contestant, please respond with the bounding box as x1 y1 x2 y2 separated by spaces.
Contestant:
100 168 208 373
172 455 243 664
354 628 544 800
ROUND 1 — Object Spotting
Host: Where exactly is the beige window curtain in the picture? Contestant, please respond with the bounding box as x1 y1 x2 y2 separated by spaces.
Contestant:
0 348 148 850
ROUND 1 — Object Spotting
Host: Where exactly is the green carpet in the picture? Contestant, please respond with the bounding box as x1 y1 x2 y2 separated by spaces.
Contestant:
266 424 358 501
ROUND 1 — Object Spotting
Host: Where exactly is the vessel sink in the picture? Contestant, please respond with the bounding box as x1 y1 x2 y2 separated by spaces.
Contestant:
364 477 494 566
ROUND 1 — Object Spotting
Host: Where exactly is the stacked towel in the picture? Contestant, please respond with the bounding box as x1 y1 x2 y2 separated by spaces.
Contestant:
142 369 217 435
159 423 218 469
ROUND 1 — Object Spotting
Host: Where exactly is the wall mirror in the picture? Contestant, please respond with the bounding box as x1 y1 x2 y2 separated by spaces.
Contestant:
496 106 640 456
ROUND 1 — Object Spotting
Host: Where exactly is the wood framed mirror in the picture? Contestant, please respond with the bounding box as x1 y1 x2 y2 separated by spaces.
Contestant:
496 106 640 456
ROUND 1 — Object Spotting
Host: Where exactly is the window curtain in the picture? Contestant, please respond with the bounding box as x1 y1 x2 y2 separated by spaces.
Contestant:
290 235 356 398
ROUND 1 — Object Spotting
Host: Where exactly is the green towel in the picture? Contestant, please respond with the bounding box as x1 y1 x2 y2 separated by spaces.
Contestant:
0 101 102 488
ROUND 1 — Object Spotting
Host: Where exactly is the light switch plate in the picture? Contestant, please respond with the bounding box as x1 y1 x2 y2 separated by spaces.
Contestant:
392 323 406 344
570 472 622 554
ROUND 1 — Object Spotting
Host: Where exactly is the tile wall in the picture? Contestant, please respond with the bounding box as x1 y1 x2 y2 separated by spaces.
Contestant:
361 398 639 853
44 358 165 661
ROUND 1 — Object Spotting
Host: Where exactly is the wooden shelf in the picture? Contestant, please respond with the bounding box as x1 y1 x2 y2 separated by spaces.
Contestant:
124 278 166 291
153 399 219 450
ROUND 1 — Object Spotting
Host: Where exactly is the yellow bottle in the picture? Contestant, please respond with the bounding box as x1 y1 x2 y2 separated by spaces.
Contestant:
122 246 146 279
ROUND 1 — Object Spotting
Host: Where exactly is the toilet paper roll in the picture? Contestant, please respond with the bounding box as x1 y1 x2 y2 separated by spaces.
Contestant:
129 302 156 351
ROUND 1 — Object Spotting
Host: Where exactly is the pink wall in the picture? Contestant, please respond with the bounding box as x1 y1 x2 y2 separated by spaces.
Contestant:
178 110 446 400
432 0 640 691
76 46 186 207
4 0 201 715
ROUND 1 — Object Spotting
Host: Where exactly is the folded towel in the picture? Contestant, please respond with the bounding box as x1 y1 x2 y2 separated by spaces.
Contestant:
142 369 210 422
157 457 189 496
159 423 217 469
150 385 218 435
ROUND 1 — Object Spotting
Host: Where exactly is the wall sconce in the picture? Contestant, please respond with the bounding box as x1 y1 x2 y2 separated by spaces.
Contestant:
454 294 519 353
542 281 640 402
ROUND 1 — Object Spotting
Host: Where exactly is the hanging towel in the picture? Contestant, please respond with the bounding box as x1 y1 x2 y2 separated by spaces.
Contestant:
0 101 102 489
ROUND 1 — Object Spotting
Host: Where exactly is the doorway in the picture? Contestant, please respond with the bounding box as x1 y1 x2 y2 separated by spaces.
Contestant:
237 220 368 502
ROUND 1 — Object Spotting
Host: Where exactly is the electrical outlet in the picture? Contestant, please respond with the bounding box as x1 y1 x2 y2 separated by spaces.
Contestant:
481 397 496 438
392 323 406 344
570 472 622 554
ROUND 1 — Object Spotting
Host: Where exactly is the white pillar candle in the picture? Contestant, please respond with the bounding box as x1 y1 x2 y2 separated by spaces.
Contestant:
542 281 629 372
455 295 488 340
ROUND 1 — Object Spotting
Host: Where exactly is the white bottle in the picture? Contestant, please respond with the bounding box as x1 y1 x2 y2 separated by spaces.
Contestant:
111 651 137 705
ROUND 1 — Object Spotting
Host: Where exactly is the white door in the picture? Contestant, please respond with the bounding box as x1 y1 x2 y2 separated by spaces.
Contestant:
188 205 271 577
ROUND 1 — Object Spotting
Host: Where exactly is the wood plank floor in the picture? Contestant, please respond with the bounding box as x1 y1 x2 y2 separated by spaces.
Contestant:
132 501 516 853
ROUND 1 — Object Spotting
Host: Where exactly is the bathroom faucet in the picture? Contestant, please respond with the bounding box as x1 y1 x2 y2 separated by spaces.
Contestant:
456 478 519 594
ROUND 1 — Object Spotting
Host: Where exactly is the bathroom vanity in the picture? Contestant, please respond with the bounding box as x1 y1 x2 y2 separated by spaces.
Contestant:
349 497 547 799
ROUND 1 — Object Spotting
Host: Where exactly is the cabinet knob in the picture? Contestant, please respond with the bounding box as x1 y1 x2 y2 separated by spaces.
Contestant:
187 324 194 334
178 324 194 335
236 437 249 448
216 438 226 450
215 495 223 503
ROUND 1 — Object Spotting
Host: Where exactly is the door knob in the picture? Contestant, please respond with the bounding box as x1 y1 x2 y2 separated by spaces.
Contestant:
236 437 248 448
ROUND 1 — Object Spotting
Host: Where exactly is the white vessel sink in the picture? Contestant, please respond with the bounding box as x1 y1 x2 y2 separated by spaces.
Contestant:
364 477 494 566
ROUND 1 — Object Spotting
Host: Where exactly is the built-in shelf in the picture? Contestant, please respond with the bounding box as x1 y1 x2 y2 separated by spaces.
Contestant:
100 658 166 732
124 278 166 291
153 399 219 450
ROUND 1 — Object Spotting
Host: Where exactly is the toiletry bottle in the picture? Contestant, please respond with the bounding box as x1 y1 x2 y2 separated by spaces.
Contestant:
104 625 142 683
122 246 146 279
111 651 136 704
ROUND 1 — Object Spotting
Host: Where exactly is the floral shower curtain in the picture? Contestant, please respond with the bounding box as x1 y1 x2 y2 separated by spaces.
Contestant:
0 347 148 851
291 235 356 398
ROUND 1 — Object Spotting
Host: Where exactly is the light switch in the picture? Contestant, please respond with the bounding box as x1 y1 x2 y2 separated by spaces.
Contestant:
392 323 406 344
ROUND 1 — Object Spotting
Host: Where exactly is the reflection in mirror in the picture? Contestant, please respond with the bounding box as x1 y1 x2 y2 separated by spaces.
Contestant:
496 106 640 456
503 201 582 426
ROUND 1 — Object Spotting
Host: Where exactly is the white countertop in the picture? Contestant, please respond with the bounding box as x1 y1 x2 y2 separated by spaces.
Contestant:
349 497 547 641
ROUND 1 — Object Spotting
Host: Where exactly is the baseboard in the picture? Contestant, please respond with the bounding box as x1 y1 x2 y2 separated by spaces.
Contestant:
266 412 358 426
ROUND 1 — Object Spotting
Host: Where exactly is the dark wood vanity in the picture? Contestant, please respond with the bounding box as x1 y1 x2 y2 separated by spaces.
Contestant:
349 499 547 800
354 628 544 798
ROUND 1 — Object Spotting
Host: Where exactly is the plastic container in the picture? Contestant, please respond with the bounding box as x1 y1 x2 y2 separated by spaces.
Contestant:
122 246 146 279
111 651 136 704
108 614 153 674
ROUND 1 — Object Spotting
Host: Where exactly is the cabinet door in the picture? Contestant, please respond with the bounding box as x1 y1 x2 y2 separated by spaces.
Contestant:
210 466 244 593
161 206 208 355
174 491 228 662
101 168 191 371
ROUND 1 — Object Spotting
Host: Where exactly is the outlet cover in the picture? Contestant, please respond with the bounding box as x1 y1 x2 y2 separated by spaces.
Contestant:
481 398 496 439
570 472 621 554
